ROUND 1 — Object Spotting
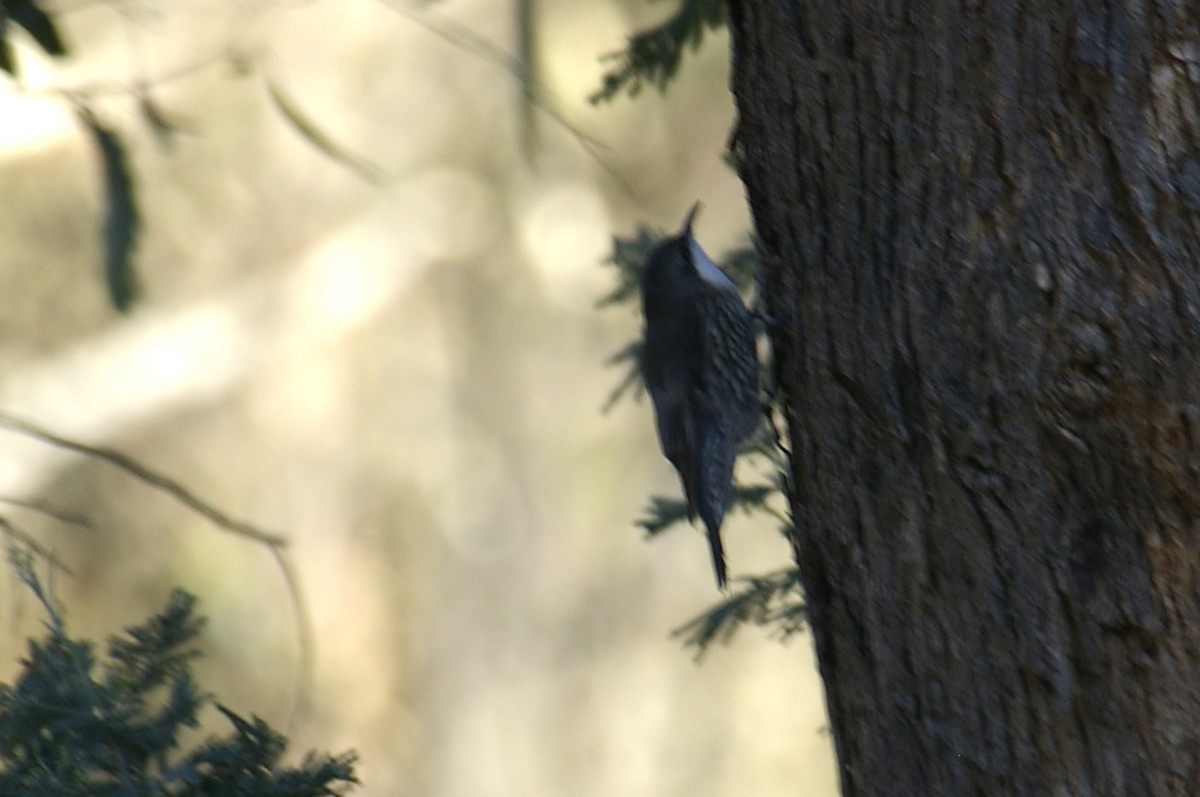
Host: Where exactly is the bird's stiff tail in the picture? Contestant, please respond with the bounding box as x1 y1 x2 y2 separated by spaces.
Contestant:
694 426 735 590
706 522 727 589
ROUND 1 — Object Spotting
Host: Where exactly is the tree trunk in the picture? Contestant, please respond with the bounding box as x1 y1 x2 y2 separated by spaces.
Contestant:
728 1 1200 794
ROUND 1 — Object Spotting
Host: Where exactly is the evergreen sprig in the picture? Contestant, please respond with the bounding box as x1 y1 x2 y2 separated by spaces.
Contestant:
672 568 807 657
0 554 358 796
591 0 728 103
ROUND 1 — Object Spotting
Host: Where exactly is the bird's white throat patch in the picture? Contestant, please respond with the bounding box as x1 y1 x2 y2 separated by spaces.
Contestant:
689 237 737 291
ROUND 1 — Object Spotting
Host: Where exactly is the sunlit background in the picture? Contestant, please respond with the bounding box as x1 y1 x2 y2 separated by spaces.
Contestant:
0 0 836 794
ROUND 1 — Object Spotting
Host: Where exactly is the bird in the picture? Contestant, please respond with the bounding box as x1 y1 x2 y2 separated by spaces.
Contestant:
640 203 760 589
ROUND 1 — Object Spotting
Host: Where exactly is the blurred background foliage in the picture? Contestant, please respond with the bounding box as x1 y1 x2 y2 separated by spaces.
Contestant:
0 0 836 794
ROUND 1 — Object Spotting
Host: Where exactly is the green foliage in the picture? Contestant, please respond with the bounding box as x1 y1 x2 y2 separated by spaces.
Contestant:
0 411 313 717
2 0 141 313
601 340 644 413
2 0 382 313
638 484 776 538
591 0 728 103
596 225 659 309
0 551 357 796
0 4 145 314
673 568 807 657
636 495 691 536
80 110 141 314
597 225 658 411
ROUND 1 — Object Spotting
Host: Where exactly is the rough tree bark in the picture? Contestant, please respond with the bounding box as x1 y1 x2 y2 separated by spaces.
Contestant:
728 1 1200 795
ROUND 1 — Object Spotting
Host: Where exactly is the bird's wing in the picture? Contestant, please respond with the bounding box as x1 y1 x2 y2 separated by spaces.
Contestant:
646 377 692 462
694 420 736 534
645 367 699 516
701 290 761 442
642 304 703 516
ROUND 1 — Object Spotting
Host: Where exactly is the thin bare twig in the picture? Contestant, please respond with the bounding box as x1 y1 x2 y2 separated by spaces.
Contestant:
0 411 287 547
0 495 95 530
377 0 637 196
0 517 76 576
0 409 314 713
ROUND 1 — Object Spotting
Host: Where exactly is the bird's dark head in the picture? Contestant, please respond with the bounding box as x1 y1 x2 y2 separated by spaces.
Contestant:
641 203 738 318
641 228 699 321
